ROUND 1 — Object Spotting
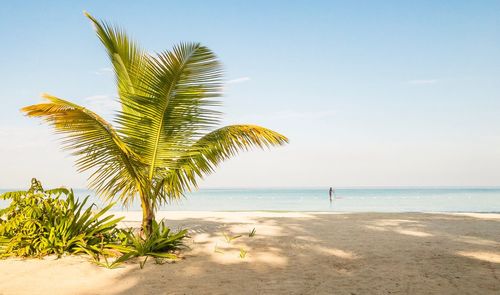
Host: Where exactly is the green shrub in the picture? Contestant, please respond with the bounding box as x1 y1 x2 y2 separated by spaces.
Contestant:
118 220 188 268
0 178 123 259
0 179 189 269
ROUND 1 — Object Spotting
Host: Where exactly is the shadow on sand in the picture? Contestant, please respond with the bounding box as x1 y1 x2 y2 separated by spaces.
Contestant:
1 212 498 294
95 212 500 295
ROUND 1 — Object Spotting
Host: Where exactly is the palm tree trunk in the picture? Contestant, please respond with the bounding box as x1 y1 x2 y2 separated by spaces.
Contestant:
142 207 154 236
139 191 154 236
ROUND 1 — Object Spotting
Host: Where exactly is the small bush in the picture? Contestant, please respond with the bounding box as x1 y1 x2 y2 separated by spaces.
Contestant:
0 178 189 269
0 178 123 259
118 220 188 268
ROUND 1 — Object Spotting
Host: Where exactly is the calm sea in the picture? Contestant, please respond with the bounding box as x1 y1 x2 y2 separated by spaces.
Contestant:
1 188 500 213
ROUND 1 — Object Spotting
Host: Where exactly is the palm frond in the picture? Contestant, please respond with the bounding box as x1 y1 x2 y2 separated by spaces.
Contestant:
21 94 144 204
84 12 149 114
153 125 288 202
116 43 223 180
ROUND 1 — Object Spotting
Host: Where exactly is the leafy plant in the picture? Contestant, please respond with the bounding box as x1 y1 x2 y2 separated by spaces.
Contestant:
213 243 224 254
223 232 242 244
239 248 248 259
118 220 188 269
0 179 123 259
0 179 190 269
21 12 288 235
92 245 132 269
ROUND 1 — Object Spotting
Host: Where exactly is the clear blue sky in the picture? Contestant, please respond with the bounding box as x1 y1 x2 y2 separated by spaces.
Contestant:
1 1 499 188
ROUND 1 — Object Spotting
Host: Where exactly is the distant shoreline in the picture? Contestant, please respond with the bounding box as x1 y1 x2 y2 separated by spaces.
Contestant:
3 186 500 191
108 209 500 214
2 187 500 213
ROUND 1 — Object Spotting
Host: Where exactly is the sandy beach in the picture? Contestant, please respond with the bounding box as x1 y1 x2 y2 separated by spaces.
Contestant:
0 212 499 295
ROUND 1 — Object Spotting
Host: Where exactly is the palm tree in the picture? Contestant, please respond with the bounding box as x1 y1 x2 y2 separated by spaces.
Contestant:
21 12 288 235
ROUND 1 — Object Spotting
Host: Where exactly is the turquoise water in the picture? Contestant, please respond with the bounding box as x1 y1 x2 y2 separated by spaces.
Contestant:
2 188 499 212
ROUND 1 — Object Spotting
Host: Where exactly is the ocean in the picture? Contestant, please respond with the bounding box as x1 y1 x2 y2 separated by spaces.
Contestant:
2 188 499 213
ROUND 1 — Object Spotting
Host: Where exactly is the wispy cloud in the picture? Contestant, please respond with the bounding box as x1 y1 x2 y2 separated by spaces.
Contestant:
94 67 113 76
273 110 336 120
226 77 251 84
0 126 52 149
407 79 438 85
84 94 119 116
229 109 336 125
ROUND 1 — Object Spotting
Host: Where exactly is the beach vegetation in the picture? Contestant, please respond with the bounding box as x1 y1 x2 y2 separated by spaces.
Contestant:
21 12 288 236
223 232 242 244
0 179 123 259
117 220 188 269
213 243 224 254
0 179 187 269
239 248 248 259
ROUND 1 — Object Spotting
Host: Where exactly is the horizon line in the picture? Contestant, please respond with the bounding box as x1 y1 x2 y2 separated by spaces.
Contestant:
3 185 500 191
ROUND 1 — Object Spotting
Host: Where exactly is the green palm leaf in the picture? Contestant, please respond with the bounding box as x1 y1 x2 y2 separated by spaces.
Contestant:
154 125 288 202
116 43 223 180
84 11 149 115
21 94 143 204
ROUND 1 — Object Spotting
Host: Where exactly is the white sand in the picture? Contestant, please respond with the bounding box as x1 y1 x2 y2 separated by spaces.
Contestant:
0 212 499 294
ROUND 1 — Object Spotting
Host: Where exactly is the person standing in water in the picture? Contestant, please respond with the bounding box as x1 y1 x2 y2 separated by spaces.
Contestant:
329 187 333 202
